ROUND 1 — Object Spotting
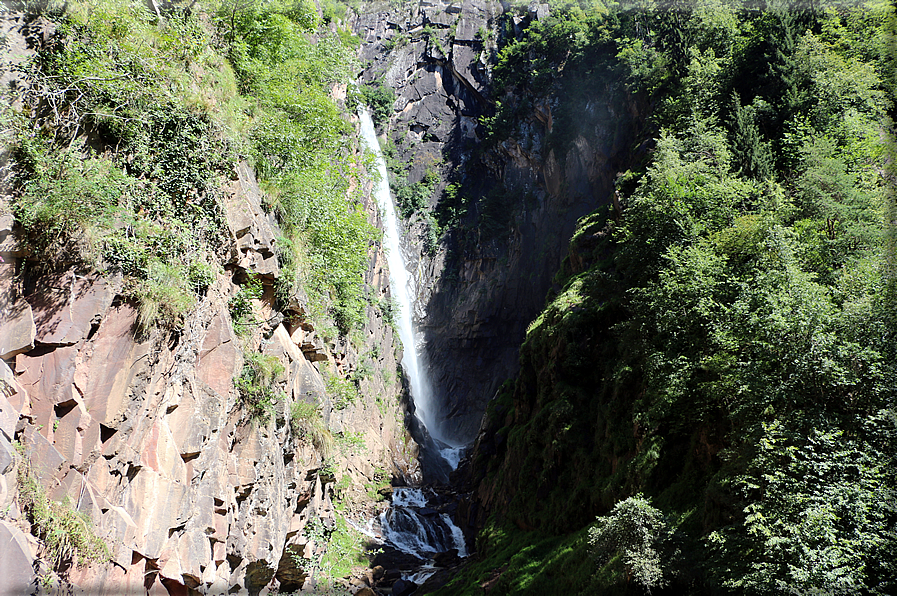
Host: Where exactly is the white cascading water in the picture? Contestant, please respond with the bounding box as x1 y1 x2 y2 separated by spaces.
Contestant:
378 488 469 558
358 108 442 442
358 108 467 580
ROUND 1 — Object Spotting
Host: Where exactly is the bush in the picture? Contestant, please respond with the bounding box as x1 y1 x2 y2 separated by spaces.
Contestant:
360 81 396 126
229 274 263 337
15 443 109 568
236 352 285 423
589 495 669 591
324 372 359 410
8 4 228 334
290 401 334 456
132 260 196 335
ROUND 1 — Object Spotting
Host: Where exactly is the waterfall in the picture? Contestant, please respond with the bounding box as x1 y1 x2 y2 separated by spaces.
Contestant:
358 109 455 451
358 108 468 586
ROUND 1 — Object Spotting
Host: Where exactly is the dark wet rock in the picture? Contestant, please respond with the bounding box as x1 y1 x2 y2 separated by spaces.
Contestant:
392 578 418 596
432 548 460 567
372 544 426 572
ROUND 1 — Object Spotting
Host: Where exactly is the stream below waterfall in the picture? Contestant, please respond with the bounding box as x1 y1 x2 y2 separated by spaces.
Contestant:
358 108 469 590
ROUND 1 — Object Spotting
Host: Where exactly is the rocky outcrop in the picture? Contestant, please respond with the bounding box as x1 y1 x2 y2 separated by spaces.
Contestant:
355 0 640 443
0 153 417 594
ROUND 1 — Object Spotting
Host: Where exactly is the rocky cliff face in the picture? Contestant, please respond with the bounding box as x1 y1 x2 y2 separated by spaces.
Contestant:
0 22 416 587
353 0 641 443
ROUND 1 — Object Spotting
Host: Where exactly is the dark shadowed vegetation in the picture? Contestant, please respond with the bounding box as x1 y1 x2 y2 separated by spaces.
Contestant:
449 1 897 594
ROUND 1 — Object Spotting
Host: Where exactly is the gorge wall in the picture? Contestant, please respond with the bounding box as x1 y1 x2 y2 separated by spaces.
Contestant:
0 11 420 592
0 160 417 595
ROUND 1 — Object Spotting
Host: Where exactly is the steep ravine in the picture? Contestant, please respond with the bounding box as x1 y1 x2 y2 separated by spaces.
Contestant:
0 1 647 593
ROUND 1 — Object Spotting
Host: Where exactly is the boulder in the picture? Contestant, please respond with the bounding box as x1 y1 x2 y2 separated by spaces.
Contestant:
433 548 460 567
392 578 418 596
453 0 490 41
100 505 139 568
168 384 217 460
0 224 28 258
51 403 93 466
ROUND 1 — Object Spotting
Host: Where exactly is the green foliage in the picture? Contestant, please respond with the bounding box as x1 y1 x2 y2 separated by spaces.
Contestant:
360 81 396 126
12 148 119 257
707 423 896 595
364 467 390 502
229 274 263 336
382 31 409 51
219 4 377 334
589 495 670 591
335 431 366 455
8 0 375 339
290 400 334 456
132 260 197 334
212 0 377 335
301 514 368 587
391 165 440 219
730 94 774 180
11 137 217 334
378 295 399 329
6 2 233 334
431 520 626 596
236 352 285 423
466 4 897 595
324 371 359 410
15 443 110 568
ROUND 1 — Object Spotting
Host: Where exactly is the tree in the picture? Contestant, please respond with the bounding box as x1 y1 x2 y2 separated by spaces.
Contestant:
589 495 669 591
731 94 774 180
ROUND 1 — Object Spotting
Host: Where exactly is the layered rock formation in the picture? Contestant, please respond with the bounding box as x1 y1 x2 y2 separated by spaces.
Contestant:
0 139 418 595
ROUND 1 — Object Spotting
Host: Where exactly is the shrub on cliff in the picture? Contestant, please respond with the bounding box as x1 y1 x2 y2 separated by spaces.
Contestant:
360 81 396 126
15 443 110 569
237 352 285 423
290 401 334 456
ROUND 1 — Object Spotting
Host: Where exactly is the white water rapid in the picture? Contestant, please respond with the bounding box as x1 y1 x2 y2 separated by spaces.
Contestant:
358 108 468 586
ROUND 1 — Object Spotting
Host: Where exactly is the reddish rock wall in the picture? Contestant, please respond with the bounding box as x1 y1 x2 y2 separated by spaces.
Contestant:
0 155 417 595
